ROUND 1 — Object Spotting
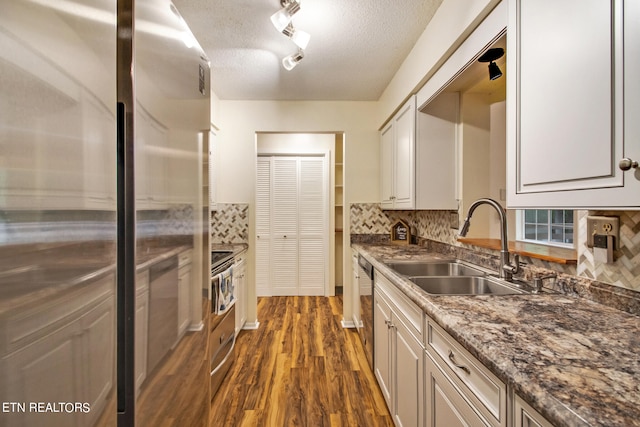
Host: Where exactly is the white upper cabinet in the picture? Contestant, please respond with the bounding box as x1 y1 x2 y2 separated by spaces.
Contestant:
381 97 416 210
380 95 458 211
507 0 640 208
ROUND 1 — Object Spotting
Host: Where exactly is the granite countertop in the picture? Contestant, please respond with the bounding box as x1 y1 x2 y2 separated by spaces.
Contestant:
353 243 640 427
211 243 248 256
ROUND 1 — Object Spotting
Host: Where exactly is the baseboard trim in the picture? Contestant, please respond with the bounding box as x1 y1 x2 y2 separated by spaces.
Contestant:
341 319 356 329
188 321 204 332
242 321 260 330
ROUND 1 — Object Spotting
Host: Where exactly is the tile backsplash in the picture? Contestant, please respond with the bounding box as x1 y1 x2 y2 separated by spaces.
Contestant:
211 203 249 244
350 203 640 293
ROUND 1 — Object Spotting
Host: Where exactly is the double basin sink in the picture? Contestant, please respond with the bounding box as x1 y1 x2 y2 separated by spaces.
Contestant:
384 260 533 296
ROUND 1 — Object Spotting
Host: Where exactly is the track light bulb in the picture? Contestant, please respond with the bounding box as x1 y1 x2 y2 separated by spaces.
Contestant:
282 24 310 50
270 0 301 32
282 50 304 70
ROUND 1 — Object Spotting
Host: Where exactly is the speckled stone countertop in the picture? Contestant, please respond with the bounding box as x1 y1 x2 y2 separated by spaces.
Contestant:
353 243 640 427
211 243 248 256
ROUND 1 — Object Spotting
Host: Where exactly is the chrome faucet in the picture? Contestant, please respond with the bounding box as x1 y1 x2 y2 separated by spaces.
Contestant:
459 198 520 281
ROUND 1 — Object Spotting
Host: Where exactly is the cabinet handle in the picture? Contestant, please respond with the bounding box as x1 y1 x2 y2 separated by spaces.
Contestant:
385 319 393 329
448 350 471 375
619 158 639 171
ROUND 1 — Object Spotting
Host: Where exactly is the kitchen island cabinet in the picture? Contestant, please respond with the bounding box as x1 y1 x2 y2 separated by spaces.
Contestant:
507 0 640 208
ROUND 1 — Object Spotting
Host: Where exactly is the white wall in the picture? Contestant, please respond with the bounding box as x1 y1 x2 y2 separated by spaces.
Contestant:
257 133 334 154
216 100 379 325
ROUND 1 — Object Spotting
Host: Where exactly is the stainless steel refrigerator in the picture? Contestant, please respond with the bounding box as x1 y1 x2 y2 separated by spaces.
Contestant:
0 1 211 425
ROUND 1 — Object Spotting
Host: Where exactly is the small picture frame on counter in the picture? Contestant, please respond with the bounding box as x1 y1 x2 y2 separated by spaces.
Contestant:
391 219 410 245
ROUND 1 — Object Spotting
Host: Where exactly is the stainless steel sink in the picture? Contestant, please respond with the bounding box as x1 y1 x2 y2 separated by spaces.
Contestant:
409 276 527 295
385 260 486 277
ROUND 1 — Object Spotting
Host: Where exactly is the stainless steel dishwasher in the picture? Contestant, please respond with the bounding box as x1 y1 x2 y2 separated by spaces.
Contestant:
147 255 179 376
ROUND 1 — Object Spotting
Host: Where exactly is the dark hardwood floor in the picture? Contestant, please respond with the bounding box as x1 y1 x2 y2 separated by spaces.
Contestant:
210 296 393 427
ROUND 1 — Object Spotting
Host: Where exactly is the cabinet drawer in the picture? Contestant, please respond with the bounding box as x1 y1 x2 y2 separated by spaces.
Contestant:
179 249 193 268
375 272 423 342
427 320 506 426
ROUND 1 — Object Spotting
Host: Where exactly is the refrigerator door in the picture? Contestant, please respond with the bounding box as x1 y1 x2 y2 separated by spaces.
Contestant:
132 1 210 426
0 1 118 426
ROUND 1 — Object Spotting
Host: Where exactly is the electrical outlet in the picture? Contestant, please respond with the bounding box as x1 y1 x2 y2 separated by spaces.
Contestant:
586 215 620 249
449 211 459 230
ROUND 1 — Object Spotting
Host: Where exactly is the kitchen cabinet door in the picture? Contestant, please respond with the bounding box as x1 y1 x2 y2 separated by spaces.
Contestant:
426 352 491 427
380 122 395 209
135 285 149 394
373 290 393 409
178 252 192 338
3 321 82 427
513 394 554 427
374 286 425 426
351 251 361 328
393 99 416 209
507 0 640 208
234 254 246 330
380 94 458 210
379 97 416 210
81 295 115 426
394 318 424 427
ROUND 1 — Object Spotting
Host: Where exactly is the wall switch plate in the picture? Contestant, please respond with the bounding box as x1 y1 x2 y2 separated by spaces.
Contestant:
587 215 620 249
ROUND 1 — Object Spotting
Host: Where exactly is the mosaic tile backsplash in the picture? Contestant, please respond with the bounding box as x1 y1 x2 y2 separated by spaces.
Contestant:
211 203 249 244
350 203 640 293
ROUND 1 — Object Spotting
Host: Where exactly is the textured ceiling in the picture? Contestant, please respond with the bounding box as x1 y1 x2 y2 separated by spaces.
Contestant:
172 0 444 101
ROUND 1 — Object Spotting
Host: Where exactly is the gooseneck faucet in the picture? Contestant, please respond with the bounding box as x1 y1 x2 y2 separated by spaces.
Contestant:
459 198 520 281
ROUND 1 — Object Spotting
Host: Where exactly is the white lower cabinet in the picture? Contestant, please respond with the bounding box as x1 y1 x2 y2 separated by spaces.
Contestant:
373 269 510 427
513 394 554 427
425 352 490 427
234 252 247 330
425 319 506 427
1 274 115 427
135 270 150 394
374 274 424 427
177 249 192 338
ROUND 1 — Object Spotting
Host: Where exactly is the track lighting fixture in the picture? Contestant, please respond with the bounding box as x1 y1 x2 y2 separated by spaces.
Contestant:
478 47 504 80
270 0 301 32
282 49 304 70
282 23 310 50
271 0 310 70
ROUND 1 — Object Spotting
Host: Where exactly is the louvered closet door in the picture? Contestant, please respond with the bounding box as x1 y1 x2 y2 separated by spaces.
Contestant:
298 157 325 295
271 157 299 295
256 157 272 296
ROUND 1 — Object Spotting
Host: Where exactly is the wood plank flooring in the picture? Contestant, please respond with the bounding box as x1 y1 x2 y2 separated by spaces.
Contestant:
210 296 393 427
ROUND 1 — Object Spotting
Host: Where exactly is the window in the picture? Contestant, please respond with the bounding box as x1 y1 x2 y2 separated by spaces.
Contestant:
518 209 574 247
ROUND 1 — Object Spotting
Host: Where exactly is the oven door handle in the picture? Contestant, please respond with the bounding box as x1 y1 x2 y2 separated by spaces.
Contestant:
210 334 235 376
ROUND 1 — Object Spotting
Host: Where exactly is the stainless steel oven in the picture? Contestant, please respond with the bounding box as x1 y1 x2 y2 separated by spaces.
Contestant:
209 252 236 400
